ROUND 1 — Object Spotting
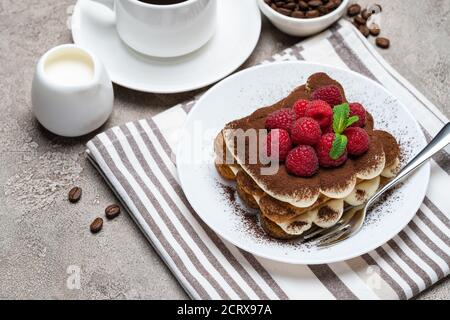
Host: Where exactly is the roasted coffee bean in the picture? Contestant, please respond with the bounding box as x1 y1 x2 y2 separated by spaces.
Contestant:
347 4 361 16
284 2 297 10
277 7 293 16
105 204 121 220
359 25 370 37
68 186 82 203
90 217 103 234
265 0 340 18
376 37 390 49
305 9 320 18
325 1 337 10
308 0 322 8
292 10 305 18
298 1 310 11
318 5 330 14
361 9 372 20
354 15 366 25
369 24 381 36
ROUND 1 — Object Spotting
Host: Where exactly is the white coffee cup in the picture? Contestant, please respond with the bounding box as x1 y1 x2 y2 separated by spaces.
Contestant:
91 0 218 58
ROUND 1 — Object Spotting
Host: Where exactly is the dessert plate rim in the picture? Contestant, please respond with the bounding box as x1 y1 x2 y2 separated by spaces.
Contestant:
177 61 430 265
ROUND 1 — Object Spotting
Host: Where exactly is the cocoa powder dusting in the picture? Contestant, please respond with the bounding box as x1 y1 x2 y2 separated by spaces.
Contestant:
352 134 385 174
373 130 401 167
355 189 367 201
222 185 236 203
216 182 263 234
216 182 315 250
290 221 308 228
318 206 338 222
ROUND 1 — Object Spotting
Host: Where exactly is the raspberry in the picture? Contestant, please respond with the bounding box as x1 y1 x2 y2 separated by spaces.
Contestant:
344 127 370 156
292 99 309 119
305 100 333 129
311 85 343 107
349 103 367 127
286 146 319 177
266 129 292 162
265 109 296 132
316 133 348 167
322 124 334 134
291 117 322 146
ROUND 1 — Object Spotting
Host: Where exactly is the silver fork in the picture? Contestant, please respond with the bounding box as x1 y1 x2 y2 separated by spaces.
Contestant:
305 122 450 248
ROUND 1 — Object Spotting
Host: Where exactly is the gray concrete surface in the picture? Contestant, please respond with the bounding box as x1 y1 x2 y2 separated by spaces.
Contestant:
0 0 448 300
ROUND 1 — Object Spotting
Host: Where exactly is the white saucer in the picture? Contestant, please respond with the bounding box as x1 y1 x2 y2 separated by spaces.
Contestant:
71 0 261 93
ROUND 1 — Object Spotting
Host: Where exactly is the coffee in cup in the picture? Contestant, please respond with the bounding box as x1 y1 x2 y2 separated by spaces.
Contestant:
137 0 188 4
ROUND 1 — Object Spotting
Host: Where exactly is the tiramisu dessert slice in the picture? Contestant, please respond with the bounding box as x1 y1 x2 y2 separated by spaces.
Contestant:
214 73 400 240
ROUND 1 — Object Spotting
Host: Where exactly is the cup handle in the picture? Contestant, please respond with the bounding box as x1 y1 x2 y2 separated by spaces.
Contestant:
90 0 114 11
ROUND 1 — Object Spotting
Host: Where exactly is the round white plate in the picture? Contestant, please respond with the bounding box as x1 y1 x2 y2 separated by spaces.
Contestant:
71 0 261 93
177 61 430 265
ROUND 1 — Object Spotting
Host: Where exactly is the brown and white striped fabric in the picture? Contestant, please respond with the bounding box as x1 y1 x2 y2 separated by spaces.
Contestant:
86 20 449 300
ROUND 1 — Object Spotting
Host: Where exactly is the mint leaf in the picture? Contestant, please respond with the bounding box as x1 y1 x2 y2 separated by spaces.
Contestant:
332 103 350 134
346 115 359 128
330 133 348 160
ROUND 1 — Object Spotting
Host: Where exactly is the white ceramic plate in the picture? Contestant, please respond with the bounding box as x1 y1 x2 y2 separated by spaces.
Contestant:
177 61 430 265
71 0 261 93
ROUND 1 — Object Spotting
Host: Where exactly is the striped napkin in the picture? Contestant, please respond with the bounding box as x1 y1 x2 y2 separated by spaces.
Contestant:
86 20 449 300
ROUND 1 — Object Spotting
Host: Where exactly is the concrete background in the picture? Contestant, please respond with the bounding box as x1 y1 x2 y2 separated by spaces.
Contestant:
0 0 448 299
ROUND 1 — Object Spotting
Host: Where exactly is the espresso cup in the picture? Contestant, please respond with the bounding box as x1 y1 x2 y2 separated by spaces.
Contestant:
90 0 217 58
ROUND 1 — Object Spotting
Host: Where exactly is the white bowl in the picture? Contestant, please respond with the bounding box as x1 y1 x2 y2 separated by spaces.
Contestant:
32 44 114 137
257 0 349 37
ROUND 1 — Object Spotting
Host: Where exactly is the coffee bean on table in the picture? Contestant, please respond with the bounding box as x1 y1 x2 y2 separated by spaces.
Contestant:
105 204 121 220
376 37 390 49
354 15 366 25
369 24 381 36
68 186 82 203
359 25 370 37
90 217 103 234
361 9 372 20
347 4 361 17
